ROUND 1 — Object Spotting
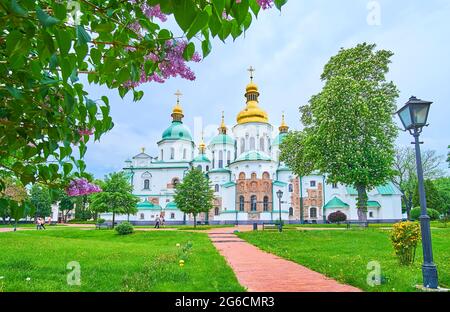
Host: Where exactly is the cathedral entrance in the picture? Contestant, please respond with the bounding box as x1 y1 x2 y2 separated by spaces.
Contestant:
236 171 273 220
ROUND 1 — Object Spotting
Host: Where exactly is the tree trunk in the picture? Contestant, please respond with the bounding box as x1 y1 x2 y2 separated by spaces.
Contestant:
193 214 197 229
127 213 130 222
356 184 368 223
112 212 115 229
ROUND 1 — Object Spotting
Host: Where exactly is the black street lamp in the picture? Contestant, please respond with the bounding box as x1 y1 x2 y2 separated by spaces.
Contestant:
276 190 283 232
396 96 438 289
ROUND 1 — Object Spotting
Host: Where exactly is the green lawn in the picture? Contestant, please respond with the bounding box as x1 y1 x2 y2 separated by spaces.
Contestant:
0 228 244 292
238 228 450 292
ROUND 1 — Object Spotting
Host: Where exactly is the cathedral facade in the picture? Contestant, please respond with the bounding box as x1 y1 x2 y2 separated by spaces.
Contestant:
108 74 403 224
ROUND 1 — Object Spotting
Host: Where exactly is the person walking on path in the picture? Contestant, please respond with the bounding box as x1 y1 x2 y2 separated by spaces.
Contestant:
36 217 41 230
154 216 160 229
39 217 46 230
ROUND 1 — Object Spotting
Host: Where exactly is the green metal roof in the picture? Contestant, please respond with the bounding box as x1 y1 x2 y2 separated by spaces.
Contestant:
222 181 236 188
234 150 271 162
324 197 350 209
273 180 287 187
273 132 287 146
346 182 401 196
209 134 235 146
367 200 381 208
192 154 211 163
137 200 162 210
161 121 193 142
208 168 230 173
377 182 401 195
165 202 178 210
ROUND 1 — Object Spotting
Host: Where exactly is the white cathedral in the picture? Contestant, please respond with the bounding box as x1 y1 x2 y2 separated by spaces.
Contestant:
105 70 403 224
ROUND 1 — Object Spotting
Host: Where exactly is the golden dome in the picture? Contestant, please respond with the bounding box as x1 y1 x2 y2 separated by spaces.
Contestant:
171 90 184 122
198 131 206 154
237 79 269 124
279 113 289 133
218 111 227 134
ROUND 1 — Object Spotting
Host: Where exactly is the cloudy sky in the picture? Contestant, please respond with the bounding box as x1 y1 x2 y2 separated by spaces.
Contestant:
83 0 450 179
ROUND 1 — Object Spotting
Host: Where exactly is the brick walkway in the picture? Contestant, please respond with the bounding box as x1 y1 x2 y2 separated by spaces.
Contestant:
208 226 361 292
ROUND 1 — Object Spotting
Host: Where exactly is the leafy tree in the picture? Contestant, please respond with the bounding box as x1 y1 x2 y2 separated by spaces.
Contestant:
434 177 450 215
30 184 52 218
413 179 445 214
280 43 399 222
174 168 214 228
392 147 445 219
328 211 347 223
0 0 287 191
0 179 34 231
58 193 74 223
89 172 138 227
410 207 440 221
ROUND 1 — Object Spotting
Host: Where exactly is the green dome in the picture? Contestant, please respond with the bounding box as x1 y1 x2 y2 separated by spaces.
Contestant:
209 134 235 146
165 202 178 210
234 150 271 162
192 154 211 163
273 132 287 146
161 121 193 142
137 200 162 210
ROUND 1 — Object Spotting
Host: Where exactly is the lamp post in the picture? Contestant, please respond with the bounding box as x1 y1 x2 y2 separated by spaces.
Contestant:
276 190 283 232
396 96 438 289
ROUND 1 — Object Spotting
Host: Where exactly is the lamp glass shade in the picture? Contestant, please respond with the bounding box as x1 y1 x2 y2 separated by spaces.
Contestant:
276 190 283 199
411 103 430 126
398 106 412 130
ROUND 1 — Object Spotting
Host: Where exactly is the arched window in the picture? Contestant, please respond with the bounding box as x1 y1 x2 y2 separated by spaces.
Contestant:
263 196 269 211
260 137 265 152
289 184 293 192
144 179 150 189
140 213 145 220
160 149 164 161
310 207 317 219
240 138 245 154
239 196 245 211
251 195 257 211
170 147 175 160
227 151 231 165
170 213 175 219
262 172 270 179
183 148 187 159
239 172 246 180
250 137 255 150
212 151 215 169
214 207 219 216
251 172 257 180
219 150 223 168
215 184 219 192
206 165 209 171
289 207 294 216
197 165 202 170
172 178 180 187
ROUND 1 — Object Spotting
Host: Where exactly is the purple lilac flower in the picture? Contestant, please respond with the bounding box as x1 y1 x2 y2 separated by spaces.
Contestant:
66 178 102 197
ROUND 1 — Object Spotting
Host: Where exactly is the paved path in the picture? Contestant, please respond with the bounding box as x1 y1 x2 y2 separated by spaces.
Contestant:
208 226 361 292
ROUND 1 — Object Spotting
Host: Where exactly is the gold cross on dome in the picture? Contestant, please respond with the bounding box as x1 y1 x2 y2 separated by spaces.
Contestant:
174 90 182 103
247 66 255 81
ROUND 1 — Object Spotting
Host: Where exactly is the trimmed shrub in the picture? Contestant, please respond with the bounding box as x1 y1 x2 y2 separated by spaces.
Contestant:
96 218 105 224
328 211 347 223
410 207 440 221
115 222 134 235
390 221 421 265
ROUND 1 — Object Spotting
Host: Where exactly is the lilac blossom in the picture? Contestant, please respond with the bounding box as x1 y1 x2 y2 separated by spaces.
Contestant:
66 178 102 197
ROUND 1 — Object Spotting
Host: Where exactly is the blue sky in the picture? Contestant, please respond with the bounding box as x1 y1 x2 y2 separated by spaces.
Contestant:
83 0 450 178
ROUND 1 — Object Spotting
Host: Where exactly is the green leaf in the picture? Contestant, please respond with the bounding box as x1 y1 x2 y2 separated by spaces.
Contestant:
209 12 222 38
183 42 195 61
158 29 172 41
10 0 27 16
274 0 288 10
249 0 261 17
186 10 210 40
55 29 72 56
231 0 249 25
213 0 226 18
202 38 212 58
76 25 91 47
172 0 197 33
36 6 60 27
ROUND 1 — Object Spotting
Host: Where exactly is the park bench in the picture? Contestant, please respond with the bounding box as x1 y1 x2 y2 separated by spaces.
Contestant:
96 223 112 229
345 221 369 229
262 223 277 231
